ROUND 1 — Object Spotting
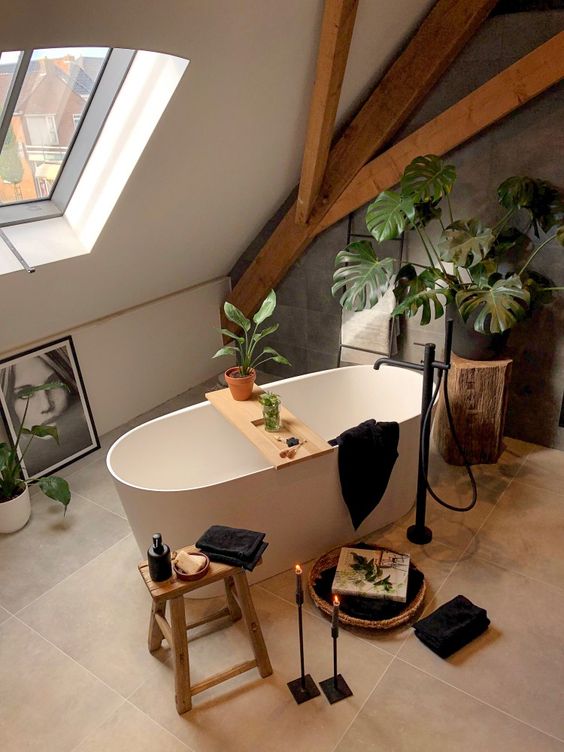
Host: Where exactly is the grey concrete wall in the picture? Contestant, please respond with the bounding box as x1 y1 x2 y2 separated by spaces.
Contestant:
231 10 564 448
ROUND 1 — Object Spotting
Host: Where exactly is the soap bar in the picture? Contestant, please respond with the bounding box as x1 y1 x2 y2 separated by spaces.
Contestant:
175 550 206 576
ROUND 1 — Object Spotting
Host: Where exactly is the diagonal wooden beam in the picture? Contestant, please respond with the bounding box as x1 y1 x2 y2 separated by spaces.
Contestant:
295 0 359 225
318 31 564 231
226 0 496 325
308 0 497 224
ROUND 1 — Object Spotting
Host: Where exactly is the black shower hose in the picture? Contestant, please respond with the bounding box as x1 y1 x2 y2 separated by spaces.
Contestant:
420 366 478 513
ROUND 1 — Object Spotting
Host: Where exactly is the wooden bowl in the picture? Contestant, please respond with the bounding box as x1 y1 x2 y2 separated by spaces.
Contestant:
173 552 210 581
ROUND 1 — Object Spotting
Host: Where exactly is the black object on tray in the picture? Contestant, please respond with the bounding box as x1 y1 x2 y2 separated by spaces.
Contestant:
309 542 426 629
413 594 490 658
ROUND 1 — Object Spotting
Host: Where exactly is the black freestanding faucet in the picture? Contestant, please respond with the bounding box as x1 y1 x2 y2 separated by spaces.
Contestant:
374 320 454 544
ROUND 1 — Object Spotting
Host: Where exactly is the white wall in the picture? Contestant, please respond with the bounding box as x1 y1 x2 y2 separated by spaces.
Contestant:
0 277 230 439
0 0 432 428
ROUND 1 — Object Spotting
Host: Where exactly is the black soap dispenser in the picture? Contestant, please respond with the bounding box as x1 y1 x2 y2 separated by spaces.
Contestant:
147 533 172 582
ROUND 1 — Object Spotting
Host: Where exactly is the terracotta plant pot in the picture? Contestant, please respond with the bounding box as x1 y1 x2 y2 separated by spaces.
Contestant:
224 367 256 401
0 486 31 534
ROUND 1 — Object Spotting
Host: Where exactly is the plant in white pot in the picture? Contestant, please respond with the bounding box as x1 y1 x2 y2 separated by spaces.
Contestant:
213 290 291 400
332 154 564 359
0 382 71 534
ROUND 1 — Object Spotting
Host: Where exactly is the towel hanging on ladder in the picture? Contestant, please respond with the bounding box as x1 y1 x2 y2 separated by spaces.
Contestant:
340 287 399 359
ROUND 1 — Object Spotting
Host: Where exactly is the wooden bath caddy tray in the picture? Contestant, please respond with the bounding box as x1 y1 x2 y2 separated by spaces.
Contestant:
205 385 333 470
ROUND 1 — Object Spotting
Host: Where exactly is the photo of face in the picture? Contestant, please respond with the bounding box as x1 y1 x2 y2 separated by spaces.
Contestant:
0 339 99 479
13 357 70 428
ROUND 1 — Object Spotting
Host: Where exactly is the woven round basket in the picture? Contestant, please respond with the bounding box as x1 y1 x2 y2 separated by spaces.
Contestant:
308 543 426 630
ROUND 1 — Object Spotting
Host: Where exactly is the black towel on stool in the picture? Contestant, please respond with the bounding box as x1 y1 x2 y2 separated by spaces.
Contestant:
196 525 265 561
202 542 269 572
414 595 490 658
329 420 399 530
196 525 268 571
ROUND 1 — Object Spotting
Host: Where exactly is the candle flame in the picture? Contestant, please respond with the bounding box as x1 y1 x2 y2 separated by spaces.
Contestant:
333 595 340 606
295 564 302 575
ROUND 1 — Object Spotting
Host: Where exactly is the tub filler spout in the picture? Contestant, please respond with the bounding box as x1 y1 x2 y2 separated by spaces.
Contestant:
374 321 454 546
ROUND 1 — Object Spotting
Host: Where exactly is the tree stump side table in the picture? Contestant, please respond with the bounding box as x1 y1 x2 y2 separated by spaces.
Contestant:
138 546 272 714
433 354 513 465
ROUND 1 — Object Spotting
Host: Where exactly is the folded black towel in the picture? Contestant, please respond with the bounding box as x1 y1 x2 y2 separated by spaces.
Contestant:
204 541 269 572
329 420 399 530
414 595 490 658
196 525 265 563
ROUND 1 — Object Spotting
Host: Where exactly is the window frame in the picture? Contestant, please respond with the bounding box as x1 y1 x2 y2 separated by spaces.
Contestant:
0 48 135 229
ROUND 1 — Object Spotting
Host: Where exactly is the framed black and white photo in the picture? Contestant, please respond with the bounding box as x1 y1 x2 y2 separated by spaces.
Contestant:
0 336 99 479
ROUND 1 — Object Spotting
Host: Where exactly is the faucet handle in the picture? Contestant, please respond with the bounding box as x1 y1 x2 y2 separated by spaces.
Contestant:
444 319 453 365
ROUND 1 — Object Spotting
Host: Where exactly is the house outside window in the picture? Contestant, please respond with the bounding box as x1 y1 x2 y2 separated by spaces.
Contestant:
0 47 134 222
0 47 188 275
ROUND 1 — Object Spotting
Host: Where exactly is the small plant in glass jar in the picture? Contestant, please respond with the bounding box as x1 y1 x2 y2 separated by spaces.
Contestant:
258 392 281 432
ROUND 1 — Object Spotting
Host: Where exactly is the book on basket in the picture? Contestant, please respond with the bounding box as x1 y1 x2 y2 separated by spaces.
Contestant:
332 547 410 602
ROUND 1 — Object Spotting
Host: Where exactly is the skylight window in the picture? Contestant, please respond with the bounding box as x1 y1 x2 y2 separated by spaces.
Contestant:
0 47 134 228
0 48 188 275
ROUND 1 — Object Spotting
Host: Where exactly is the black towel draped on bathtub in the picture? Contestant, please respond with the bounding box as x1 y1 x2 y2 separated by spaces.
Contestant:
329 419 399 530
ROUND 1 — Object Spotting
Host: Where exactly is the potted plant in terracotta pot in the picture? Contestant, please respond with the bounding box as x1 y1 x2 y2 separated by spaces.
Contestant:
332 154 563 359
213 290 291 400
0 382 71 534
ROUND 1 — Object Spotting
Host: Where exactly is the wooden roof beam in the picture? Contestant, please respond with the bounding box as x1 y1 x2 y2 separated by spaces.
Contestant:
225 0 497 326
319 31 564 230
295 0 359 225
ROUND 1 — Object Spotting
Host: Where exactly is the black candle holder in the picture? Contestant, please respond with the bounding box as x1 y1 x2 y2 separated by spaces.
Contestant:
287 674 321 704
320 674 353 704
320 624 353 704
287 585 320 704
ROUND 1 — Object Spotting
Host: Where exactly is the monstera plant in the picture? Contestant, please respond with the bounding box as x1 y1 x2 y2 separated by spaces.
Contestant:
332 155 563 353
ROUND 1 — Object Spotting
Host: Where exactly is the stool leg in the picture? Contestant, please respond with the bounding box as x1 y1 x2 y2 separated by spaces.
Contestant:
148 601 166 653
224 575 242 622
169 596 192 714
234 571 273 678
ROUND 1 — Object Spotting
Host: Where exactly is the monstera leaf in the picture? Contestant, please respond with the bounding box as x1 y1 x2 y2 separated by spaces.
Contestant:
412 199 442 228
467 259 497 288
456 276 530 334
366 191 415 242
400 154 456 203
332 241 395 311
497 176 537 212
523 270 556 308
490 228 533 265
438 219 494 267
393 266 452 325
498 177 564 235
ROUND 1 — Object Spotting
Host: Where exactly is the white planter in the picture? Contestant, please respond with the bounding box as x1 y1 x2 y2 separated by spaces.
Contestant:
0 486 31 534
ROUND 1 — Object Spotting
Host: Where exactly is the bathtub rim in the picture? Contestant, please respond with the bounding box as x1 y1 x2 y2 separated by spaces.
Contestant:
106 364 422 494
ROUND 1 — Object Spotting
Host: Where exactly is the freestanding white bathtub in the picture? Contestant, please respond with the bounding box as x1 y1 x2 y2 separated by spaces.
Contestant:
107 365 422 588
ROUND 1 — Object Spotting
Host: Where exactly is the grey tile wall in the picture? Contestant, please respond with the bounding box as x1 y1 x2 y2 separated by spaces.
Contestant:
229 10 564 448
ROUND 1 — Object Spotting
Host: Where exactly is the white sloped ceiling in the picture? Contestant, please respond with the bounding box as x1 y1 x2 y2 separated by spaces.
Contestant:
0 0 433 351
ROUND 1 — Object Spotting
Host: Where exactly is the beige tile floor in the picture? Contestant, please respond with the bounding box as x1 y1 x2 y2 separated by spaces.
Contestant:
1 375 563 752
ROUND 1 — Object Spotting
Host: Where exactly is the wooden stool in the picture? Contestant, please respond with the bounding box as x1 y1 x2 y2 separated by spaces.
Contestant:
433 354 513 465
138 546 272 714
